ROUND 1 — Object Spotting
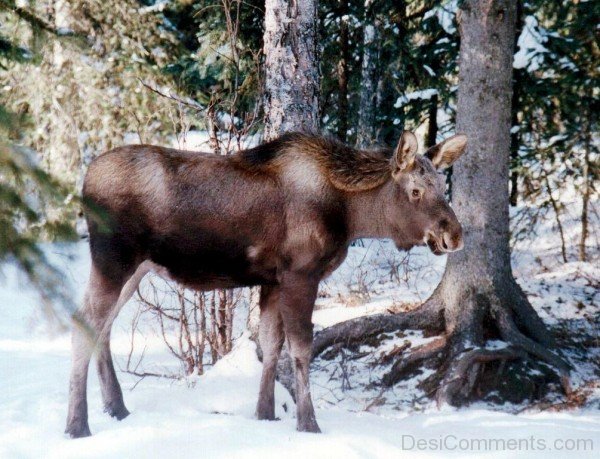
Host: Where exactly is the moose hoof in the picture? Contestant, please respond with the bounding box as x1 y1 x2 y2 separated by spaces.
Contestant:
256 408 279 421
104 403 130 421
65 421 92 439
257 414 280 421
297 418 321 433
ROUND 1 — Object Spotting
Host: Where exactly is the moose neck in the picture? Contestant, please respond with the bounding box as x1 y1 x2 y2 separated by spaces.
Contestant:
345 181 393 242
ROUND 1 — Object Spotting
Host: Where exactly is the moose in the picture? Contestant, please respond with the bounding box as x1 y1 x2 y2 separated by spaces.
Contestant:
66 130 467 437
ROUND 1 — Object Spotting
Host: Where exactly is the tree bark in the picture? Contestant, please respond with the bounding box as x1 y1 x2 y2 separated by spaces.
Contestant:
336 0 349 142
579 114 591 262
356 0 379 147
263 0 320 141
545 177 568 263
426 94 438 149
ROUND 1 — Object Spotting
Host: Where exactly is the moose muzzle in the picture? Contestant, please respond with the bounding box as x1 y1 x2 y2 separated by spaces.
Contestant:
426 225 464 255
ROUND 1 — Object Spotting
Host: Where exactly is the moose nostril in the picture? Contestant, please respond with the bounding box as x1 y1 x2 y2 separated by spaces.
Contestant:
442 233 452 251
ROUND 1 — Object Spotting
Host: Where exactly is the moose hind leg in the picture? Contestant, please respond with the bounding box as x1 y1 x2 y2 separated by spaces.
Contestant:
65 316 94 438
96 261 152 420
256 286 284 421
96 333 129 420
279 272 321 433
66 261 150 437
66 267 121 438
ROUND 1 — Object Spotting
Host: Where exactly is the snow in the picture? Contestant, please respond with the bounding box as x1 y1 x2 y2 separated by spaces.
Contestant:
138 0 169 15
394 89 438 108
424 0 458 35
2 302 599 459
423 65 436 77
170 130 261 153
172 130 212 151
0 189 598 457
363 25 375 43
514 16 548 71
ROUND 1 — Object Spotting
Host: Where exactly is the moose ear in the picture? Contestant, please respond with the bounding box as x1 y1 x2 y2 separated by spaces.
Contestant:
392 131 418 174
424 134 467 169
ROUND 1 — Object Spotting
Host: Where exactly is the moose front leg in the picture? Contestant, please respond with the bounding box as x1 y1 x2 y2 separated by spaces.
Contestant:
278 272 321 433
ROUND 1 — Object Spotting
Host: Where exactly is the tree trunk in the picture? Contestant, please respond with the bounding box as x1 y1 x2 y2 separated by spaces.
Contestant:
439 0 527 370
263 0 320 141
545 177 568 263
426 94 438 149
336 0 349 142
579 115 591 262
356 1 379 147
406 0 570 405
313 0 571 407
257 0 321 397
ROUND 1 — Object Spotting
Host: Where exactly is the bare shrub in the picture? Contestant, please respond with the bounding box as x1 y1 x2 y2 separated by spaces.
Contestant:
125 278 242 380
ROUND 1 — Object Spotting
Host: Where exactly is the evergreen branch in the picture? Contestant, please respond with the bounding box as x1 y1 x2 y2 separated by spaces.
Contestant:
0 35 31 62
0 0 85 39
137 79 205 112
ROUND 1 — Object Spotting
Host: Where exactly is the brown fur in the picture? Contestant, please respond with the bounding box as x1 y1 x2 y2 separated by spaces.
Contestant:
66 131 467 438
233 133 393 192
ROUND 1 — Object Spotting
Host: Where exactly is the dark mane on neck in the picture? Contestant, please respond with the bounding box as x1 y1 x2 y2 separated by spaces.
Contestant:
232 133 297 168
233 132 392 192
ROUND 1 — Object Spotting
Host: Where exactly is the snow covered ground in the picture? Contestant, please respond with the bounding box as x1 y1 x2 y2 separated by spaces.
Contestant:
1 192 598 458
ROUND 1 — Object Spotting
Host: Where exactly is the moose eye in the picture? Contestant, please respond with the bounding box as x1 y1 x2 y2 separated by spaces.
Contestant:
411 189 421 199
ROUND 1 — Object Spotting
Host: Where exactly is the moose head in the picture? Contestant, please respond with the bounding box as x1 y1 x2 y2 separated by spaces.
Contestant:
386 131 467 255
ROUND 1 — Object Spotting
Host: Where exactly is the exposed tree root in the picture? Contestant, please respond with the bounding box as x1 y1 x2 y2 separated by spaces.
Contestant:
312 298 444 359
435 345 528 407
382 336 447 387
313 281 573 407
494 306 572 394
431 287 573 405
505 280 556 347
